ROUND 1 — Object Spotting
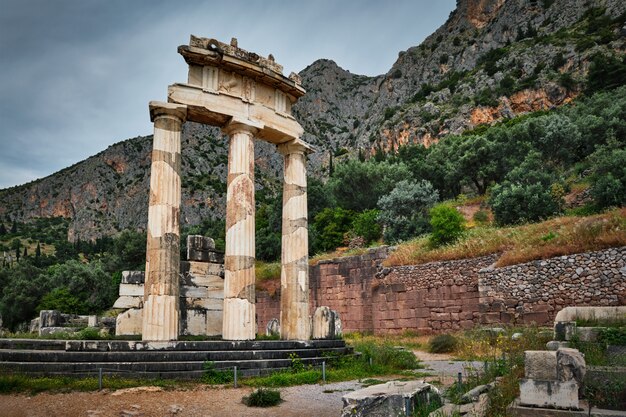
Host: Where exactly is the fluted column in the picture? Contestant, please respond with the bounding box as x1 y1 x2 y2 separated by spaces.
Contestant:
142 102 187 341
222 120 261 340
278 139 312 340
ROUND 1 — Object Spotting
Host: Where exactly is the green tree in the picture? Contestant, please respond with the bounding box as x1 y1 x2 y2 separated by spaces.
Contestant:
35 242 41 258
350 209 382 244
328 160 411 212
10 220 17 234
377 180 439 243
0 260 47 330
311 207 355 253
489 152 563 225
37 287 87 314
429 204 465 247
0 223 6 235
589 144 626 208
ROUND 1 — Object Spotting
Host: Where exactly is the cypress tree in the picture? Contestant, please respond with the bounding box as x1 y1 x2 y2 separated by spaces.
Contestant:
23 247 28 257
10 221 17 234
35 242 41 258
0 223 6 235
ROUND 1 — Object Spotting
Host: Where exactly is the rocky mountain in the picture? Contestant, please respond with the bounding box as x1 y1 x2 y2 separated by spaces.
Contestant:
1 0 624 240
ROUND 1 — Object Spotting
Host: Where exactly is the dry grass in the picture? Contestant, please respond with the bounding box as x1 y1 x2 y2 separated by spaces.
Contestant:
309 246 370 266
344 331 425 350
385 208 626 267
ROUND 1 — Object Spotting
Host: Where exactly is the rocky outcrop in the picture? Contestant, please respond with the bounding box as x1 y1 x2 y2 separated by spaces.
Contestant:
1 0 625 240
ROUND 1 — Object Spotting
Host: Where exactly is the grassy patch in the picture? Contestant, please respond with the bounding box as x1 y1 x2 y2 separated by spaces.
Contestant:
242 337 422 388
242 388 282 407
255 261 281 283
0 374 181 394
345 331 424 350
385 208 626 267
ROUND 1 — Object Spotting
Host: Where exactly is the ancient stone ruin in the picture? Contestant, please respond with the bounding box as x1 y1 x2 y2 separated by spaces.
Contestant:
144 35 311 341
114 235 224 337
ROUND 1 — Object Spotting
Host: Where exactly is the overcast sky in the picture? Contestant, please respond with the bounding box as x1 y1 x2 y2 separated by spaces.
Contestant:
0 0 455 189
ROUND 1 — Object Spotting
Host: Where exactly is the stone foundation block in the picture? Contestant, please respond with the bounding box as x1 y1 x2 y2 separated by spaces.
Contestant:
116 308 143 336
525 351 557 380
341 380 439 417
519 379 579 410
121 271 145 284
119 283 144 297
113 295 142 309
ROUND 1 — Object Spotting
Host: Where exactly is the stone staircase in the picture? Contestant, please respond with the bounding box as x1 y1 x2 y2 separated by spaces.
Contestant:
0 338 351 379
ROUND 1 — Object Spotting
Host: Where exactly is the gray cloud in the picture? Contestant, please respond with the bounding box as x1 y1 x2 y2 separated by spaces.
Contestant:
0 0 455 189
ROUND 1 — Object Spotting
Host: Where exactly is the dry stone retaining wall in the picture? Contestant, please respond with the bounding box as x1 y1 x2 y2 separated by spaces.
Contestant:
256 246 626 334
478 247 626 326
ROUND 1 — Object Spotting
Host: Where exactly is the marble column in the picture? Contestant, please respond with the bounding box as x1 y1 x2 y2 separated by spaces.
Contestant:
142 102 187 341
278 139 312 340
222 120 261 340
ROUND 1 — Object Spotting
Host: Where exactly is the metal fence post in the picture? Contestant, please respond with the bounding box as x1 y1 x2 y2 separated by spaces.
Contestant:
234 366 238 388
98 368 103 390
322 361 326 384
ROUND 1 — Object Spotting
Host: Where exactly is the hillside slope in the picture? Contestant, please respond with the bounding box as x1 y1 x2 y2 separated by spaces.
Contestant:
0 0 624 241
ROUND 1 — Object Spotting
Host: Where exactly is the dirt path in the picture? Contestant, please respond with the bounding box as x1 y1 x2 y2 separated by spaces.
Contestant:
0 381 363 417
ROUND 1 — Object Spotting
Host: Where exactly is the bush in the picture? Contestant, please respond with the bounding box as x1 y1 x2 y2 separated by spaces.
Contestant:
589 145 626 209
351 209 382 244
429 204 465 247
473 210 489 224
428 334 458 353
377 180 439 243
243 388 282 407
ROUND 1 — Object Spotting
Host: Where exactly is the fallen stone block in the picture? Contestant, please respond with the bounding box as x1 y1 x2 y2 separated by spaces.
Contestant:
342 380 439 417
312 306 341 339
546 341 569 351
266 318 280 337
557 348 585 393
40 326 78 336
519 379 580 410
524 351 557 380
39 310 61 328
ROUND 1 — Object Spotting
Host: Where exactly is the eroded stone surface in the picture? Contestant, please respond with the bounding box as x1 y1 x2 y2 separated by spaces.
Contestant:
279 140 312 340
524 351 557 380
519 379 579 410
142 102 187 341
342 380 439 417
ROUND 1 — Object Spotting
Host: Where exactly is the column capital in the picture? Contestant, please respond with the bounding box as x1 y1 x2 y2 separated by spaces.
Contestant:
277 138 314 156
222 117 263 137
149 101 188 123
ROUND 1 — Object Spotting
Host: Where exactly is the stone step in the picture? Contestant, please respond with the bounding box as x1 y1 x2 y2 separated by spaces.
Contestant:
0 356 337 378
0 338 346 352
0 338 352 379
0 339 67 351
0 347 348 362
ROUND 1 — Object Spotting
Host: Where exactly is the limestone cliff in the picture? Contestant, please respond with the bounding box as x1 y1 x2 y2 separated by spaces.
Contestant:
1 0 624 240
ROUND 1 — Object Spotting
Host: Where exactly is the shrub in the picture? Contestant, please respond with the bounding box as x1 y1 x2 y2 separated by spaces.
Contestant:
243 388 282 407
473 210 489 224
429 204 465 247
428 334 458 353
378 180 439 243
589 145 626 209
351 209 382 244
